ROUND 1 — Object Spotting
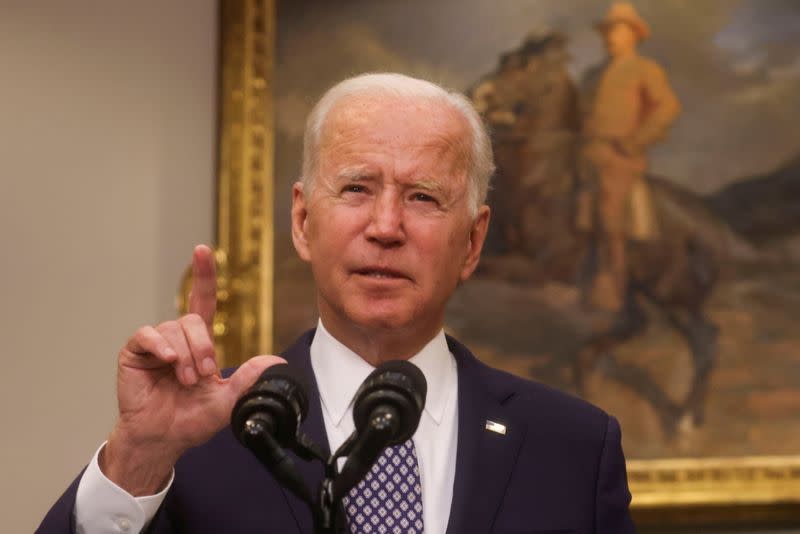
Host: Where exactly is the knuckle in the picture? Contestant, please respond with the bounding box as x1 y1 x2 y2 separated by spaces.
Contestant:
134 325 154 338
195 339 215 359
128 325 155 348
180 313 204 326
191 338 215 361
156 320 181 335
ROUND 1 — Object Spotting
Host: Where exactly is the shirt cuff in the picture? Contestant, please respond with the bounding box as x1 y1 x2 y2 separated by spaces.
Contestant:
74 442 174 534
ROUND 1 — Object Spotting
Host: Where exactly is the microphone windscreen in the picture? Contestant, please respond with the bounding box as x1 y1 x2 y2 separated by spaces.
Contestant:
231 363 310 446
257 363 311 398
352 359 428 444
369 360 427 405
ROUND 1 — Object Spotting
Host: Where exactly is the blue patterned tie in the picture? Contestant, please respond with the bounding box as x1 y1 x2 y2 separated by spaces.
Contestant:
342 438 424 533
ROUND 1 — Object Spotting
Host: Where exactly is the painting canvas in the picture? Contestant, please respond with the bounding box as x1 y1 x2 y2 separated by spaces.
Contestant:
270 0 800 470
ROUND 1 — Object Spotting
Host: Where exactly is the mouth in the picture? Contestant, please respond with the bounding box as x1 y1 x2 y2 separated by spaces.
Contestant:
352 266 411 281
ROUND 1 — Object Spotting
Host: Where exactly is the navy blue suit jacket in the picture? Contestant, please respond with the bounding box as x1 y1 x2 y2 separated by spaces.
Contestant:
39 330 635 533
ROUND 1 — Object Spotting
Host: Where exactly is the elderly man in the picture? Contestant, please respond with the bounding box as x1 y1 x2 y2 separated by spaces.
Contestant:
40 73 634 533
577 2 681 313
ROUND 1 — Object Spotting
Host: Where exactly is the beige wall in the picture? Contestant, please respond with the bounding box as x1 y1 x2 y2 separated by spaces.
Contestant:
0 1 217 531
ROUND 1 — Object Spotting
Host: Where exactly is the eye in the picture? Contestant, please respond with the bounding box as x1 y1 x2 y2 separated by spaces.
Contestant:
342 183 368 194
410 192 437 203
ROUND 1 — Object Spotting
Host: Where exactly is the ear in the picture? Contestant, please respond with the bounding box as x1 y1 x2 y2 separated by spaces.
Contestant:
291 182 312 262
459 205 491 282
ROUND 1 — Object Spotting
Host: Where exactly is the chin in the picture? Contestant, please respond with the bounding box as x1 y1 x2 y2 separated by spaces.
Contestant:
343 298 417 331
351 309 413 332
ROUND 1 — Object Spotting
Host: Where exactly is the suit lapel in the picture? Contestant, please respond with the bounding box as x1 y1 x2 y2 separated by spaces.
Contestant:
446 337 527 534
279 330 331 534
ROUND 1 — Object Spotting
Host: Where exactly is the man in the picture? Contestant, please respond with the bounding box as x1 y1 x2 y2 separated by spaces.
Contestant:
577 2 681 313
40 73 635 533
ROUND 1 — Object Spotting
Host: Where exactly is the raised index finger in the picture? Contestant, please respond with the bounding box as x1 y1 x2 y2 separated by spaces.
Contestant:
189 244 217 333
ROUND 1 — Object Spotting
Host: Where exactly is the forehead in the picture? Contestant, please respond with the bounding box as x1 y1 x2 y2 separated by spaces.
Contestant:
319 93 471 158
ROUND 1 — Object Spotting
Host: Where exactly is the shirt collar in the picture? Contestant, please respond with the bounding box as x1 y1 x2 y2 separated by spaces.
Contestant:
310 319 454 428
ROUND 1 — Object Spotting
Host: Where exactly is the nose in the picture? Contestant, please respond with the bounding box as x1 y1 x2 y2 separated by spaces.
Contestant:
364 188 405 247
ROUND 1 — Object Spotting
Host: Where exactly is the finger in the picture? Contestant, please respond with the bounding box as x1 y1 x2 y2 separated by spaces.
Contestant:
157 320 197 386
180 313 217 378
124 326 177 368
189 245 216 333
223 355 287 405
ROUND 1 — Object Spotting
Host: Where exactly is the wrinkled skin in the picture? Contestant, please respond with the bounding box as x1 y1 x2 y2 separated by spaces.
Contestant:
291 94 490 365
103 245 284 495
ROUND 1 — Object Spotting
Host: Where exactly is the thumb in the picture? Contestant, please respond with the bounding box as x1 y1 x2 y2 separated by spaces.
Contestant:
224 354 287 403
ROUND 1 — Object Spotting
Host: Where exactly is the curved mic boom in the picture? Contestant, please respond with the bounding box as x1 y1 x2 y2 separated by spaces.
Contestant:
335 360 427 498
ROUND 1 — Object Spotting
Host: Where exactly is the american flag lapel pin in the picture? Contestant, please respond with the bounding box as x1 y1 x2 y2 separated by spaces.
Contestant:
485 420 507 435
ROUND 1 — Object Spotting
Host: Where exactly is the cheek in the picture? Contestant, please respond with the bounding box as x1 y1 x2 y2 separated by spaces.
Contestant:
413 221 470 271
307 206 368 258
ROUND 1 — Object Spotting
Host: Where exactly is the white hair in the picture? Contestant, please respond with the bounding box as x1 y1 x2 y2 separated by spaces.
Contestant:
301 72 494 216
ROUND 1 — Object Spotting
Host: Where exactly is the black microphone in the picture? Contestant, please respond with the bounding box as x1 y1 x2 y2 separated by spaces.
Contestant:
334 360 427 499
231 363 312 503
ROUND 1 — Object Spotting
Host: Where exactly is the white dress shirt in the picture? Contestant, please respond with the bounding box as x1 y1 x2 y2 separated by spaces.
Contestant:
74 320 459 533
74 443 172 533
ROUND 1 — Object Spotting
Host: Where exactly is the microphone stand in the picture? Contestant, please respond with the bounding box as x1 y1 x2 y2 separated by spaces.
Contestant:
316 406 400 532
246 410 398 533
242 423 342 533
310 433 353 534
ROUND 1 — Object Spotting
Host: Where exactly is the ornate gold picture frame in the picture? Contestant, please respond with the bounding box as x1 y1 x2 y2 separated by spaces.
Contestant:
197 0 800 528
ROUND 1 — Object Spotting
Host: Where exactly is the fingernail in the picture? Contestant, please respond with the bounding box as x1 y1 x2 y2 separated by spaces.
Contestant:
164 349 177 359
184 366 198 384
201 358 216 376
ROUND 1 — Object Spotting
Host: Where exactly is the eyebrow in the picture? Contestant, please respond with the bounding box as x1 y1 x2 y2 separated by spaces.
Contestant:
410 179 447 195
335 165 375 181
333 167 450 196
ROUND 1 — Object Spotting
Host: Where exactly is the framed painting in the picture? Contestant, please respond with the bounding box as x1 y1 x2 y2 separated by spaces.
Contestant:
201 0 800 527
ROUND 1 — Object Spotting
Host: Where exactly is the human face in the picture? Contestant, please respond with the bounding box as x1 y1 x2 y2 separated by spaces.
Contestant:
292 94 490 354
604 22 638 58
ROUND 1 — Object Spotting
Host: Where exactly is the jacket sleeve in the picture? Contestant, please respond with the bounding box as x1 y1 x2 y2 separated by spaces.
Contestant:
630 60 681 150
595 415 636 533
36 473 82 533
